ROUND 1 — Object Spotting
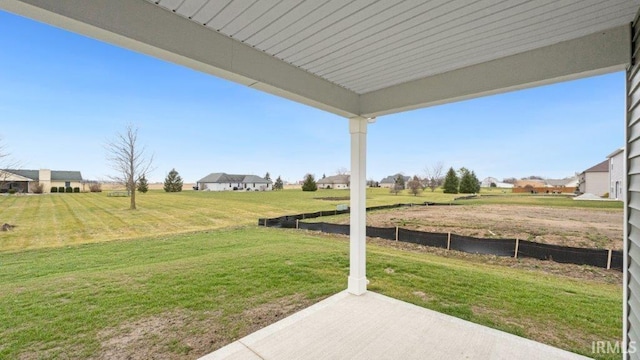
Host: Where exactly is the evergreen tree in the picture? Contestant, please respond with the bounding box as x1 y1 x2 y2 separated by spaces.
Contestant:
163 168 183 192
459 169 481 194
264 172 271 181
471 171 481 193
273 176 284 190
301 174 317 192
442 167 459 194
137 174 149 193
459 169 475 194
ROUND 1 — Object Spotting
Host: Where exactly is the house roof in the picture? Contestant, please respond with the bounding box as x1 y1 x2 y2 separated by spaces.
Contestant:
197 173 272 184
380 174 410 184
544 178 577 187
3 169 83 181
318 175 350 185
607 147 624 158
583 160 609 173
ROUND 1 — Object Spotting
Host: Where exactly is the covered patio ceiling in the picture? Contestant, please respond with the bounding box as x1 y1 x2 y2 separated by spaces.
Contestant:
0 0 637 118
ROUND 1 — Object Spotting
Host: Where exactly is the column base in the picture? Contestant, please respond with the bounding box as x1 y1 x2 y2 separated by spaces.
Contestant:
347 276 368 295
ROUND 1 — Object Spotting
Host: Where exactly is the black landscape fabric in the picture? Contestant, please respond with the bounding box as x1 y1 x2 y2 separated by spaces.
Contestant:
517 241 609 268
259 203 622 271
450 235 516 257
398 228 448 248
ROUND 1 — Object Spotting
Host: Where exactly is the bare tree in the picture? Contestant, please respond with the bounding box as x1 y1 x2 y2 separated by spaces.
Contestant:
336 167 349 175
0 137 21 192
407 175 423 196
424 161 444 192
106 125 154 210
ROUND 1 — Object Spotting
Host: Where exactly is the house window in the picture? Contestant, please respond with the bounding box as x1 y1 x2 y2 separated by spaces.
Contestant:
65 181 70 187
229 183 232 187
253 183 255 187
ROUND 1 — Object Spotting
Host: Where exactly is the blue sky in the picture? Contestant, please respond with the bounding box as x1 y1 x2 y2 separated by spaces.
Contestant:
0 11 625 184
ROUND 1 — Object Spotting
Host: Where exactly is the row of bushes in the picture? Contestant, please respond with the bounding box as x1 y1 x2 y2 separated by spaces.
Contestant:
51 187 80 193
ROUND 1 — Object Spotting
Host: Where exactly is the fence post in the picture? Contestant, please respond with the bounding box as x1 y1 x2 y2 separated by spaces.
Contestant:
302 213 305 220
296 219 299 230
264 218 267 227
514 238 519 259
395 226 399 241
607 249 612 270
447 232 451 250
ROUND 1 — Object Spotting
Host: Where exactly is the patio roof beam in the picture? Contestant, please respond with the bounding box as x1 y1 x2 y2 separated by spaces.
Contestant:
360 25 632 117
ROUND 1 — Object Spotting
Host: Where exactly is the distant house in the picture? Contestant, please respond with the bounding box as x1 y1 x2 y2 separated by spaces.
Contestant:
317 174 350 189
481 177 514 188
380 174 410 189
1 169 83 193
544 177 578 188
608 147 625 200
196 173 272 191
513 179 545 189
579 160 609 196
511 177 577 194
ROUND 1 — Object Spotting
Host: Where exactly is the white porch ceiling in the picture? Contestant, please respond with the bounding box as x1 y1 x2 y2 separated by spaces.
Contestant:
154 0 638 95
0 0 638 117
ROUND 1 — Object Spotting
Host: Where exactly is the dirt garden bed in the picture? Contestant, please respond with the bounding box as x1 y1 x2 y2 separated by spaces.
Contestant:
320 204 624 250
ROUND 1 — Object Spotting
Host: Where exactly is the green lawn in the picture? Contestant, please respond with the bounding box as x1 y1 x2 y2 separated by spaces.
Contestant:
0 188 624 359
0 188 462 251
0 188 620 251
0 227 621 359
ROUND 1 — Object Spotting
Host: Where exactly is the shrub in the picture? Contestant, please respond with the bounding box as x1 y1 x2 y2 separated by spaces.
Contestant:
51 187 58 193
31 182 44 194
8 189 16 195
602 192 609 198
65 187 73 193
89 183 102 193
73 187 80 193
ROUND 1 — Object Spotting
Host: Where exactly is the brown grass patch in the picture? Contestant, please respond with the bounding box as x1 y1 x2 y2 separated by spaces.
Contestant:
89 294 314 359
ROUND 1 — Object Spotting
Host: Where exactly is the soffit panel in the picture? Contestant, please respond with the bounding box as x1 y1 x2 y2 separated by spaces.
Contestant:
153 0 639 94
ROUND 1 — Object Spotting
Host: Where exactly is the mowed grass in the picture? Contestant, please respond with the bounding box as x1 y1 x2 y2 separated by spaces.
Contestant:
0 188 460 251
0 227 621 359
0 188 621 251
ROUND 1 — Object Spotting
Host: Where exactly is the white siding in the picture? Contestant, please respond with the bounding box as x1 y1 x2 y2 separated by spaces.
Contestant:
612 151 626 199
199 182 272 191
628 18 640 357
585 172 610 196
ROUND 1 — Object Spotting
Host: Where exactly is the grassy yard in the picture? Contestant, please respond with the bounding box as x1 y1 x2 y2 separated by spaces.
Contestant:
0 188 621 251
0 227 621 359
0 188 624 359
0 188 463 251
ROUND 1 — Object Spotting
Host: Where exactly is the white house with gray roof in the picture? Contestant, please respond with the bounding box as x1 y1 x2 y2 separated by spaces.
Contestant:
317 174 350 189
196 173 272 191
1 169 83 193
379 174 410 189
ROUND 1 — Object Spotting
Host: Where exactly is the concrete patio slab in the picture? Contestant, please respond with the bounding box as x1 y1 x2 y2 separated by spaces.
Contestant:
200 291 591 360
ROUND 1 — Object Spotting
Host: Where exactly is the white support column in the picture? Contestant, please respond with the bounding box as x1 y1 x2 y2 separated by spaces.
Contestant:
348 116 373 295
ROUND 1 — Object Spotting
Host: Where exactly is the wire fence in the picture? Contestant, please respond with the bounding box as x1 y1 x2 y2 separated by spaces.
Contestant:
257 202 622 271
